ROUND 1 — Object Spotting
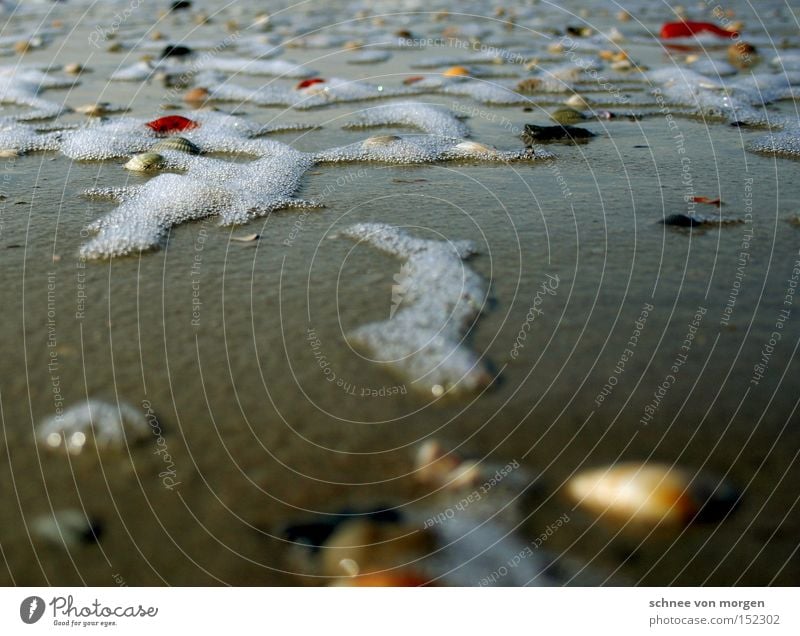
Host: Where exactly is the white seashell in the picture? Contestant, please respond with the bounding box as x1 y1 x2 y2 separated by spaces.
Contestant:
565 94 591 109
362 134 401 148
415 440 461 484
453 140 500 156
566 463 736 527
124 152 166 172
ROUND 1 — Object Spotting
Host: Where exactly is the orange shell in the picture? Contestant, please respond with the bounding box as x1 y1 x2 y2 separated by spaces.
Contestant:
442 66 470 77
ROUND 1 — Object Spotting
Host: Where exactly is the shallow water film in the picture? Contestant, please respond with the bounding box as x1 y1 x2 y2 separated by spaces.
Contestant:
0 0 798 587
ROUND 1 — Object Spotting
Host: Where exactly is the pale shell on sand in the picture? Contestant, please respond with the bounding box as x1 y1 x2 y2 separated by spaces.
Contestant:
124 152 166 172
566 462 737 528
362 134 401 148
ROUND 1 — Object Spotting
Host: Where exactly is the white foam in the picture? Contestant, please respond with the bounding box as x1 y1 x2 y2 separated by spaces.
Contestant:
343 102 469 138
80 145 315 258
346 49 392 64
314 135 550 164
337 223 491 395
0 67 70 119
37 399 150 454
210 76 419 109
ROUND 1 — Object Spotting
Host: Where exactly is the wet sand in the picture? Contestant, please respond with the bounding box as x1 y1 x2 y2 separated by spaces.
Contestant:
0 0 798 585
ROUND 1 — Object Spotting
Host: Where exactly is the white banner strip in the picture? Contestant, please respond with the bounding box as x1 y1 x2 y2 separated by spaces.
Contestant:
1 587 796 634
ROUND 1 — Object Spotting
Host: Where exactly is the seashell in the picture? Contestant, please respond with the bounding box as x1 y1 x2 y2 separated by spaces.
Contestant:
145 115 199 134
321 520 433 578
566 462 738 527
32 510 102 547
565 94 590 109
184 87 209 104
516 77 542 93
453 140 500 156
107 42 123 53
611 59 635 71
0 149 20 158
14 40 32 54
151 136 201 155
550 107 587 125
447 460 482 489
296 77 326 90
362 135 401 148
728 42 758 68
75 103 113 117
63 63 84 75
660 21 736 39
617 10 632 22
230 233 259 242
151 31 165 41
403 75 425 85
443 65 470 77
415 440 461 484
125 152 166 172
608 27 625 43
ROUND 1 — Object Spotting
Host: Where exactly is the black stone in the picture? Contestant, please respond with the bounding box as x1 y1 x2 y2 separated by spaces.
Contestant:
521 123 596 146
661 214 703 227
160 44 193 59
170 1 192 11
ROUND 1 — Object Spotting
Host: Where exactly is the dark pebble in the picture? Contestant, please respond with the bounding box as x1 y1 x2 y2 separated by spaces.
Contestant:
282 506 402 551
170 1 192 11
521 123 595 146
661 214 703 227
160 44 193 59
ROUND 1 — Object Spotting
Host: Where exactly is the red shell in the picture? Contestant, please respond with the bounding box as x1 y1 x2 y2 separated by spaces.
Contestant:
145 115 199 134
295 77 326 90
692 196 722 206
403 75 425 85
660 21 736 39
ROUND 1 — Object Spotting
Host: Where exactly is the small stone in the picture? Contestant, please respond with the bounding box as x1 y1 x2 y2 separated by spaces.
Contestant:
550 107 587 125
160 44 192 58
521 123 595 145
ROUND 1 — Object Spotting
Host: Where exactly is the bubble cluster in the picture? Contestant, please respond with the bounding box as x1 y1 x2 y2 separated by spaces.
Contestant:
343 101 470 138
37 399 150 454
337 223 491 396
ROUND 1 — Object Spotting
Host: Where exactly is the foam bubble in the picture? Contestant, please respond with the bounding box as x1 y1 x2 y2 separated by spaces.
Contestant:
315 134 550 164
37 399 150 454
80 144 314 258
338 223 491 396
343 102 470 138
209 77 419 109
